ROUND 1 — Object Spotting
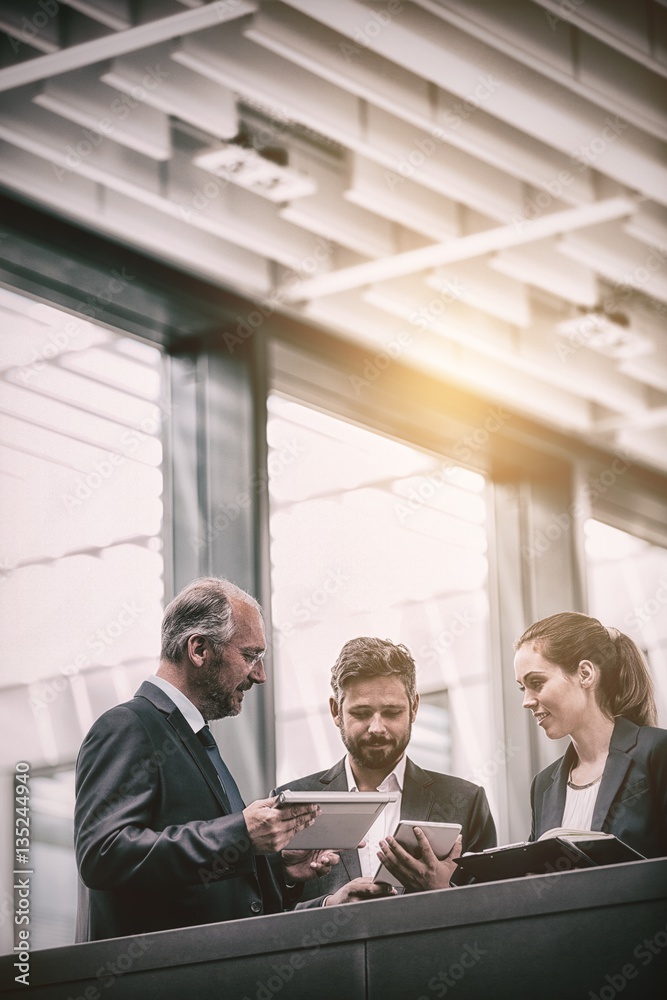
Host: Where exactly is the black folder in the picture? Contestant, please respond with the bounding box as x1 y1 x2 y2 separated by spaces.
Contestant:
451 834 644 886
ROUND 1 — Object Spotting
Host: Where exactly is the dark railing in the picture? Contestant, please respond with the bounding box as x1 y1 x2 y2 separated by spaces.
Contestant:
1 859 666 1000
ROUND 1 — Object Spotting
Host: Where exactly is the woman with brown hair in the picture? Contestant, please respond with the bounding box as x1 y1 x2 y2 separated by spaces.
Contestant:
514 611 667 859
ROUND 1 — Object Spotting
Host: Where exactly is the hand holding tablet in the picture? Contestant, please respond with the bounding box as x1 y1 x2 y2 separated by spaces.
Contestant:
276 790 398 849
374 820 462 889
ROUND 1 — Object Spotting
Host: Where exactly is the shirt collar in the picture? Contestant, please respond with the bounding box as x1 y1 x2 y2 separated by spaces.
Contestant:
344 753 406 792
146 675 206 734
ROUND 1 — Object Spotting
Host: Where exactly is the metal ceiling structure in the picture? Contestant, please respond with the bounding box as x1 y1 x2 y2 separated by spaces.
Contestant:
0 0 666 472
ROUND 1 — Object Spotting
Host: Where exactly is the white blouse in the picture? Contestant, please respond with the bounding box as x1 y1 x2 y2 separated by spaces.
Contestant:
561 777 602 831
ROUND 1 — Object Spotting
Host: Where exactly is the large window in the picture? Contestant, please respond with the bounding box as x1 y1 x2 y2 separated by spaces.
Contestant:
0 288 166 950
585 519 667 726
267 395 497 813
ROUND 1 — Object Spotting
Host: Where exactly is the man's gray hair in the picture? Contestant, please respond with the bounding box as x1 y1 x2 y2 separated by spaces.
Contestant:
160 577 261 664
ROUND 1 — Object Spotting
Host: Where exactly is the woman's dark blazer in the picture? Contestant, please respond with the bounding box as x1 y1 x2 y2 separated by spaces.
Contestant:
530 716 667 859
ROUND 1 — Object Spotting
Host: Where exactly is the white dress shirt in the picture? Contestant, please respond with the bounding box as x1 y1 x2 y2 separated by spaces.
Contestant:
344 754 406 878
146 674 206 735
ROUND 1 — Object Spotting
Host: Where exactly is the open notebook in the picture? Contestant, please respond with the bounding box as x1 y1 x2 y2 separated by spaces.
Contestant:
451 828 644 885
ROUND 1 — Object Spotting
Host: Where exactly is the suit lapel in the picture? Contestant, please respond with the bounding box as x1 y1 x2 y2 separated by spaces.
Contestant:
318 759 361 882
135 681 231 814
320 757 437 879
540 750 572 834
592 718 638 830
400 759 435 821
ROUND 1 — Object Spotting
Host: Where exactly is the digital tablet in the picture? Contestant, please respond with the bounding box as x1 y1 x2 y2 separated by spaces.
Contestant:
276 790 399 849
373 820 462 886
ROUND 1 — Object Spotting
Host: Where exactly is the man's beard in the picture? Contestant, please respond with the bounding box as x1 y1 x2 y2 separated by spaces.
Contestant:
339 721 412 772
195 650 251 721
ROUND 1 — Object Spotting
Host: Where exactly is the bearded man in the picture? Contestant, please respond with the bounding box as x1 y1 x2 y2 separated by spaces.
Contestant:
277 637 496 907
74 577 331 940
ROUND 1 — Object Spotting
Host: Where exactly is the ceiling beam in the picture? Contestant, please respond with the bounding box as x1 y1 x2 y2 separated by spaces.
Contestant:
283 196 636 302
0 1 257 93
530 0 667 79
593 407 667 434
282 0 667 203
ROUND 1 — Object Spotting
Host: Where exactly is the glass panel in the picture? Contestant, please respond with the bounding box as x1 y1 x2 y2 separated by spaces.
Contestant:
28 771 77 950
0 290 165 693
585 519 667 725
268 394 497 815
0 288 166 951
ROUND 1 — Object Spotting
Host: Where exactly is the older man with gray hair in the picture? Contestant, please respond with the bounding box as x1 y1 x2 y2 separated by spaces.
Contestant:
74 576 332 941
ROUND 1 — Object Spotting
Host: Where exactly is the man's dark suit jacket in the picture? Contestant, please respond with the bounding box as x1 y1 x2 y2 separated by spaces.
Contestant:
530 716 667 858
74 681 284 941
276 756 497 907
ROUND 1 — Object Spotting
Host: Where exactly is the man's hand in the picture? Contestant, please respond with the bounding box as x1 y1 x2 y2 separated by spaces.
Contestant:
243 797 319 854
324 876 397 906
282 849 341 882
376 830 462 891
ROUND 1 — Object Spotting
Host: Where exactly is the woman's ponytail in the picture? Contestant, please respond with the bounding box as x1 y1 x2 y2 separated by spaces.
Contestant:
607 631 657 727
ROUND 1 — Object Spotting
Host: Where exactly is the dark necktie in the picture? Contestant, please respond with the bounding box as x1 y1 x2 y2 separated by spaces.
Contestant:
197 725 245 813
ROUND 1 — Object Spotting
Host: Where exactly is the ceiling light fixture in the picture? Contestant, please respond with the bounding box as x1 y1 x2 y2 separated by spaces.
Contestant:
193 143 317 202
556 308 653 360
